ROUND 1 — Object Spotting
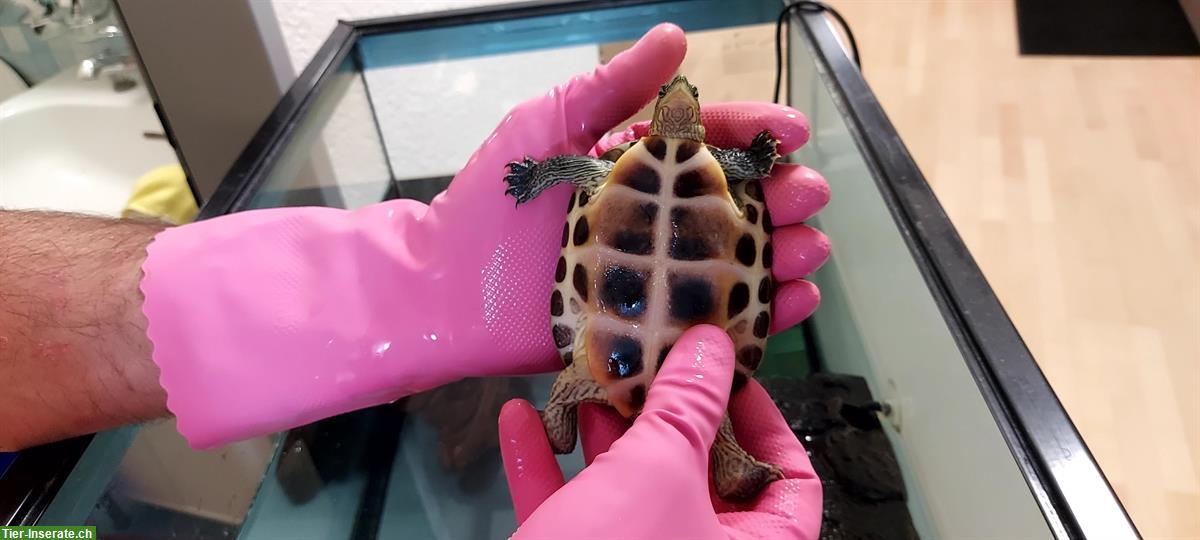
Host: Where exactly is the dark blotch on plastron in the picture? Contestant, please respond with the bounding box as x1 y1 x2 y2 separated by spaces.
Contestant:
754 311 771 338
555 256 567 282
618 201 659 227
646 137 667 161
599 266 648 319
553 324 574 348
578 190 591 207
629 385 647 409
569 297 581 315
638 202 658 222
758 276 773 304
669 207 715 260
603 202 657 255
762 207 774 233
676 141 701 163
606 336 644 379
736 234 757 266
550 290 564 316
567 191 577 212
744 181 764 202
669 236 712 260
612 231 653 255
573 216 590 246
561 223 569 247
623 164 661 194
657 346 671 370
669 275 716 323
745 205 759 225
563 351 574 366
674 169 719 198
762 243 773 269
727 282 750 318
573 265 589 301
737 345 764 370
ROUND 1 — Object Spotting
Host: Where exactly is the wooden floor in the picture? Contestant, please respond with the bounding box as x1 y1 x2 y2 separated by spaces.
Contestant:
822 1 1200 538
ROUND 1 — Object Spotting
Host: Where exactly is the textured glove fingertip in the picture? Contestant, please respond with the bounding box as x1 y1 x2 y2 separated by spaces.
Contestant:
770 279 820 335
498 399 566 524
636 325 736 450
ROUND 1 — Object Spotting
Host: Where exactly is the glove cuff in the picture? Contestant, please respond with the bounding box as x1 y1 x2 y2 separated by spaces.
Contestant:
139 204 433 448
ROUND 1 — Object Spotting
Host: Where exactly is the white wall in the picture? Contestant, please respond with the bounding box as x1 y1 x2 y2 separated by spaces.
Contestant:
365 44 600 180
270 1 512 77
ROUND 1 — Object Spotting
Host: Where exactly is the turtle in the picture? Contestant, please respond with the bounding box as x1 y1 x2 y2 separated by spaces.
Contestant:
503 74 784 501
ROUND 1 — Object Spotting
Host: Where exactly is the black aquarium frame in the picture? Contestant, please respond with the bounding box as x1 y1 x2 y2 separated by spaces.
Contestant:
791 8 1138 540
2 1 1138 538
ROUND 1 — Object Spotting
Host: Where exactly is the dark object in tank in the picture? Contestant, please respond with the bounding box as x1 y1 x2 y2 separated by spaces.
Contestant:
405 376 531 494
274 405 399 505
760 374 920 540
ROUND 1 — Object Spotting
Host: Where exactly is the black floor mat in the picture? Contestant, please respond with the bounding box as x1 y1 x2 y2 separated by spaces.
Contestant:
761 374 920 540
1016 0 1200 56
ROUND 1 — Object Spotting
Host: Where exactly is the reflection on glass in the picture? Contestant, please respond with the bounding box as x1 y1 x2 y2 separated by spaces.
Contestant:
248 55 392 211
0 0 180 219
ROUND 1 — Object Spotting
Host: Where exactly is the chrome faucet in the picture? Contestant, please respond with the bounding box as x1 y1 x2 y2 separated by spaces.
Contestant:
8 0 136 89
76 24 138 90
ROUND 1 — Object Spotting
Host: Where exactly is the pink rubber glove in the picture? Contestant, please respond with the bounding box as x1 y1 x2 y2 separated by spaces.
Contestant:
498 325 823 539
139 23 830 450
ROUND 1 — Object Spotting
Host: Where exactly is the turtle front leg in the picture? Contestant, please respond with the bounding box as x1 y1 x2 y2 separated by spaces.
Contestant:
711 130 781 183
710 414 785 501
539 363 608 454
504 155 613 205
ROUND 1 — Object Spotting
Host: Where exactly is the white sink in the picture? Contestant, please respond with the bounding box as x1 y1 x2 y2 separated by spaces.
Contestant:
0 68 179 217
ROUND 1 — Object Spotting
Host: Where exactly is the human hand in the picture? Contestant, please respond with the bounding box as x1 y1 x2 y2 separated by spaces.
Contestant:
140 23 829 449
498 325 823 539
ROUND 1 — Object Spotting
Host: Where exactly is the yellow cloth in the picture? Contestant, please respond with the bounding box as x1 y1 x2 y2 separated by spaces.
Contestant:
122 164 198 225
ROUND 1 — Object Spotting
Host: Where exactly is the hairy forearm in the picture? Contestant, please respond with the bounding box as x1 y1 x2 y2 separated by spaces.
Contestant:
0 210 169 450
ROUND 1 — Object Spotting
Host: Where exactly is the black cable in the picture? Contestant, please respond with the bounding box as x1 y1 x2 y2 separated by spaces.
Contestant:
774 1 860 104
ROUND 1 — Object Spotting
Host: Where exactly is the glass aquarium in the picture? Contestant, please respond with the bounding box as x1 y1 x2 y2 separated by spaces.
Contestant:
1 1 1136 539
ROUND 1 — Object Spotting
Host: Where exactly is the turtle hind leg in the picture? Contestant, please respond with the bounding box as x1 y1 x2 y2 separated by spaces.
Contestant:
711 129 781 184
539 362 608 454
504 155 613 205
710 414 784 501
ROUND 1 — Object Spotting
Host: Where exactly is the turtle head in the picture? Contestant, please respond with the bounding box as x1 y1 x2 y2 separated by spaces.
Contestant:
649 75 704 142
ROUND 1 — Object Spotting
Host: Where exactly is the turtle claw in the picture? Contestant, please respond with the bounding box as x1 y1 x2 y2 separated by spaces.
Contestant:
749 130 781 176
505 157 536 178
504 157 540 205
504 154 612 205
714 130 782 182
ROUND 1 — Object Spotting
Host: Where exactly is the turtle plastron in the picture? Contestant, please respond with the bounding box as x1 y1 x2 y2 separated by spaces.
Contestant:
505 75 784 501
